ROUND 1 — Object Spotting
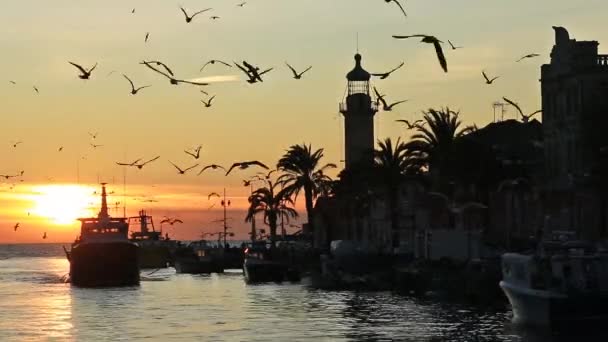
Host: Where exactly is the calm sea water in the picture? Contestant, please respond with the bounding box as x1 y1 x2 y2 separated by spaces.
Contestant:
0 244 602 341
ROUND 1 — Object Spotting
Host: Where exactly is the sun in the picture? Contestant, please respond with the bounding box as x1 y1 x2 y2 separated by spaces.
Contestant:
31 185 97 225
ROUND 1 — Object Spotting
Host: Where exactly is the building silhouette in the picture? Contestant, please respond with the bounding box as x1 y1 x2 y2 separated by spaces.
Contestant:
541 27 608 236
339 54 378 169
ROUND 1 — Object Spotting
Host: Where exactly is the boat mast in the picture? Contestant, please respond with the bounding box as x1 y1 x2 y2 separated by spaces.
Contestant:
223 187 227 247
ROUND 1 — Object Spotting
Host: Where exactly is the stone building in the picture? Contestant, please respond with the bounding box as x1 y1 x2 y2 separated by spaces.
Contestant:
540 27 608 237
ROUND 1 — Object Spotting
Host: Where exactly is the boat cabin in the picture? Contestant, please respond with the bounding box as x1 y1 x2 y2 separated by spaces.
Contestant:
128 210 162 241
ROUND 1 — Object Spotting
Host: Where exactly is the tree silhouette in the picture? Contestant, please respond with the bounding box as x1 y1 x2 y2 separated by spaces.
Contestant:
277 144 335 235
374 138 416 246
245 180 298 245
405 107 475 189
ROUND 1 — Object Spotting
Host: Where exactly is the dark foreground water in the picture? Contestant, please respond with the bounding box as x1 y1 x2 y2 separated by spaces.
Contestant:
0 244 604 341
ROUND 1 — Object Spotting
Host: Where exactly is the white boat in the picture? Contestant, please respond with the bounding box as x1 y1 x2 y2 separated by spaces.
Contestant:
500 237 608 326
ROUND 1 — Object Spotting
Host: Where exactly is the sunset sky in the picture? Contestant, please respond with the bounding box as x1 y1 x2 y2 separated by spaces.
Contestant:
1 0 607 242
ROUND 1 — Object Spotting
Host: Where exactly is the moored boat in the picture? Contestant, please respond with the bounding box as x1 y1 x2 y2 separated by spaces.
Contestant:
66 184 139 287
500 234 608 326
129 210 177 268
173 240 224 274
243 242 299 283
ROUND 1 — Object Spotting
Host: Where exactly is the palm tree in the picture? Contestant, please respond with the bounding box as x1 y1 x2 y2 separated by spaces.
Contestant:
245 180 298 245
374 138 415 247
277 144 335 234
405 107 475 189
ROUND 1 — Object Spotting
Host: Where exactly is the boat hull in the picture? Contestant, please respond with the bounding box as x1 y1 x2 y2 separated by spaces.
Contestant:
70 242 139 287
174 258 224 274
243 258 289 283
500 281 608 326
136 243 173 269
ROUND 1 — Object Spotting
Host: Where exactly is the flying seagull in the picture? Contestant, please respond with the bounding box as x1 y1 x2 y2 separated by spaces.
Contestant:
200 60 232 72
123 74 151 95
13 223 19 231
482 70 499 85
12 141 22 148
9 81 16 85
90 143 103 149
448 40 463 50
285 62 312 79
235 61 273 83
43 232 47 239
374 88 407 111
225 161 269 176
116 158 142 167
210 16 220 20
135 156 160 169
201 96 215 108
185 145 202 159
68 61 97 79
179 6 212 23
198 164 226 175
144 32 150 43
392 35 447 73
237 2 247 7
371 62 404 79
208 192 221 200
88 132 98 139
502 97 542 123
516 54 540 62
396 119 424 130
33 86 39 94
169 161 199 175
385 0 407 18
144 60 174 76
141 61 208 86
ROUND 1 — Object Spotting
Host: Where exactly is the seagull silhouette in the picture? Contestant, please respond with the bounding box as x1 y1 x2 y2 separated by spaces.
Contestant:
131 8 135 14
12 141 22 148
200 59 232 72
9 81 16 85
517 54 540 62
179 6 212 23
88 132 98 139
90 143 103 149
0 173 18 180
144 32 150 43
141 61 208 86
208 192 221 200
396 119 424 130
135 156 160 169
236 61 273 83
448 40 463 50
392 34 447 73
225 161 269 176
123 74 151 95
285 62 312 79
58 146 63 152
43 232 47 239
385 0 407 18
502 97 542 123
201 95 215 108
116 158 142 167
169 161 199 175
374 88 407 111
33 86 39 94
13 223 19 231
68 61 97 79
198 164 226 175
144 60 174 76
482 70 499 85
184 145 202 159
210 16 220 20
371 62 404 79
237 2 247 7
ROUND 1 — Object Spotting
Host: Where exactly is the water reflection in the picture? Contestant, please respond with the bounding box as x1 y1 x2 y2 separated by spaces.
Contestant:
3 256 608 341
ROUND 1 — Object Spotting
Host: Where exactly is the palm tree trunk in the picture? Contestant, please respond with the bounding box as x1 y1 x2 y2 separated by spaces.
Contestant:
305 185 314 234
269 212 278 246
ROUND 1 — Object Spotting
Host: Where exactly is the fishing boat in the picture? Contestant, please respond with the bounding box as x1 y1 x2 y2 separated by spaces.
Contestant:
243 241 299 283
173 240 224 274
500 232 608 326
129 210 177 268
65 184 139 287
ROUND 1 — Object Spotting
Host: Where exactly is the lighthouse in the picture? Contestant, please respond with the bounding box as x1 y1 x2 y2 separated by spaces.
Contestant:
339 54 378 169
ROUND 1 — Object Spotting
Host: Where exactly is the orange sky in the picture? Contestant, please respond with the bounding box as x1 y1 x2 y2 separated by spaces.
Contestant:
1 0 608 242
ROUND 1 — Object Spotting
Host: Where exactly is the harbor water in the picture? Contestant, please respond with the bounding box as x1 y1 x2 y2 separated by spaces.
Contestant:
0 244 603 341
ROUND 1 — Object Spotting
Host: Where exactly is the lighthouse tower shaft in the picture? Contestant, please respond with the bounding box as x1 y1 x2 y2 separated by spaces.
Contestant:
339 54 378 169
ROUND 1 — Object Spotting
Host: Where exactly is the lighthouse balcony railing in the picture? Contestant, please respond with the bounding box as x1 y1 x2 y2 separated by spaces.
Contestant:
598 55 608 66
339 101 379 113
